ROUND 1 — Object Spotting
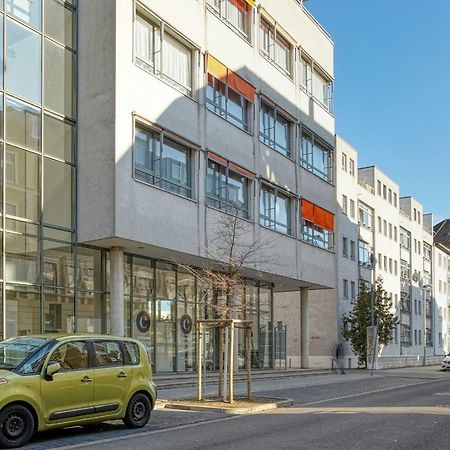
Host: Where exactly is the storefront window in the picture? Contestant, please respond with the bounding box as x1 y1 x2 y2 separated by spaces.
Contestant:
177 272 196 372
43 288 74 333
76 246 102 292
5 232 39 284
5 284 40 337
43 240 74 289
259 286 272 368
76 291 105 334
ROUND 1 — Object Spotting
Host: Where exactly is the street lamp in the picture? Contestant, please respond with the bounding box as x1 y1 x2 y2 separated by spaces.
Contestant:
422 283 432 366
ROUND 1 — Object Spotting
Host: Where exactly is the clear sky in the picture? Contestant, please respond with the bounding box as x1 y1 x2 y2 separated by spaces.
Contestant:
305 0 450 223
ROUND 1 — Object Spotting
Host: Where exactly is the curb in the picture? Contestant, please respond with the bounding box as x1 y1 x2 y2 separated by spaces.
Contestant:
163 397 293 415
157 370 331 390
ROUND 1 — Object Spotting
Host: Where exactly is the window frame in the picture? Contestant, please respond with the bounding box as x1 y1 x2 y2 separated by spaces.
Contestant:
259 98 293 157
259 182 292 236
133 121 194 199
299 127 334 183
259 16 292 77
206 72 252 132
206 157 251 219
207 0 252 41
134 5 196 96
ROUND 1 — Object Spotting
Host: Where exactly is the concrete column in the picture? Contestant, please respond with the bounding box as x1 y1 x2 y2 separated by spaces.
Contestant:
300 287 309 369
110 247 124 337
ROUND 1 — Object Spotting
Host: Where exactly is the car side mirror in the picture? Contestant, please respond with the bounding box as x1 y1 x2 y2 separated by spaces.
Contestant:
46 362 61 380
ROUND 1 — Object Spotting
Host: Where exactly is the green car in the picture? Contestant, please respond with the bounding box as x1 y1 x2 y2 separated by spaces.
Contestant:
0 334 157 448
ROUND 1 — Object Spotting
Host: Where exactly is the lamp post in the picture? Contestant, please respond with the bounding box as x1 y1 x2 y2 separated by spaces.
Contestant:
423 283 432 366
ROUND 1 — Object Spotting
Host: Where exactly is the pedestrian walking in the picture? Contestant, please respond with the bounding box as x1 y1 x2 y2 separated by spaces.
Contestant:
335 342 346 374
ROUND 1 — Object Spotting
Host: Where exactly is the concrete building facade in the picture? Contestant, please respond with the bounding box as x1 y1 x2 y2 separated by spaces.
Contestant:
0 0 340 373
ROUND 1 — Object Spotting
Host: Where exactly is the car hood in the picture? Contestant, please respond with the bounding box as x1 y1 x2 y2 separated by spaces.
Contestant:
0 368 17 380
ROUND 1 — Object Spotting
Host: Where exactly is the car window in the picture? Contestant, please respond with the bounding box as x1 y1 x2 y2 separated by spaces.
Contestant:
49 341 89 371
124 342 140 365
94 341 124 367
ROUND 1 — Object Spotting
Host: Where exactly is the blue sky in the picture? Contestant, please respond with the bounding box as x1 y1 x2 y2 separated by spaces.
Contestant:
306 0 450 223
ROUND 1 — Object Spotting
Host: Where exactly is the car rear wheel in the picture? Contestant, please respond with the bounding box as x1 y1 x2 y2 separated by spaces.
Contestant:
123 393 151 429
0 404 35 449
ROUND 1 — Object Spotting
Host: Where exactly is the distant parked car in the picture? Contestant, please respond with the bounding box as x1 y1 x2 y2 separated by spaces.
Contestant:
0 334 157 448
442 353 450 371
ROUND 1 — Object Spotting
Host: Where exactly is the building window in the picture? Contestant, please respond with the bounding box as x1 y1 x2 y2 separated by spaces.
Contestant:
301 199 334 251
350 240 356 260
343 237 348 257
312 68 332 111
394 226 398 241
341 153 347 172
389 223 392 239
259 100 292 156
400 259 410 279
349 158 355 176
300 129 333 182
377 180 381 195
260 184 291 235
134 124 192 198
383 184 387 200
343 279 348 299
350 281 356 300
388 188 392 204
358 202 373 230
206 154 252 218
400 228 411 250
349 199 355 219
206 55 254 132
383 220 387 236
207 0 252 40
424 243 432 261
378 216 382 233
300 56 312 93
358 240 373 267
394 260 398 275
400 324 411 345
134 9 193 95
342 195 348 215
260 18 291 75
378 253 382 270
393 193 397 207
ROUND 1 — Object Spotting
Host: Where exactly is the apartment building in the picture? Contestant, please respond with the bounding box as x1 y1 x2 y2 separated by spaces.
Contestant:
336 137 445 368
0 0 338 372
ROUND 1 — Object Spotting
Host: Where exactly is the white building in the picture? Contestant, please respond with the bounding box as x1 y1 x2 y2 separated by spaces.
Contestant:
336 137 445 368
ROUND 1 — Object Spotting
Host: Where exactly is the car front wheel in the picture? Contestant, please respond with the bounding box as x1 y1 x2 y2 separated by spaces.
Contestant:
0 404 35 449
123 393 151 429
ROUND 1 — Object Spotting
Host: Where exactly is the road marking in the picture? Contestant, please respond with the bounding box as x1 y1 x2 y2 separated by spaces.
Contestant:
278 406 450 415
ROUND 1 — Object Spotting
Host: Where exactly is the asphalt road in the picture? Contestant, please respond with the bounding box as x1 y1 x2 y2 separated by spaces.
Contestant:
25 368 450 450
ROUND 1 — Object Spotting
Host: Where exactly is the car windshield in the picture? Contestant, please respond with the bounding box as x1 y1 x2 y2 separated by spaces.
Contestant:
0 337 49 370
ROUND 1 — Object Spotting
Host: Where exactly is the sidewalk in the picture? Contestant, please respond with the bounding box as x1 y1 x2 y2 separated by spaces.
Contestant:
156 364 447 401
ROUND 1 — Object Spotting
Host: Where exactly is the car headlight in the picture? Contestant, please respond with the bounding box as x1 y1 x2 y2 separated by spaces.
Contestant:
0 378 8 385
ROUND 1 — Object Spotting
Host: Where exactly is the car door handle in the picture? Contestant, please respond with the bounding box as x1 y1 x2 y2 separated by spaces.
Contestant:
81 376 93 383
117 372 128 378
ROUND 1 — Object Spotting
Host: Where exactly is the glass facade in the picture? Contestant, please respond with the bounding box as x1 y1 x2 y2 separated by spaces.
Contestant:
0 1 80 342
124 256 274 373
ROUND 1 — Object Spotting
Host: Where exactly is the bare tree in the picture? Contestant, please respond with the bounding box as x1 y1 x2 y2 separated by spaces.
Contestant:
178 208 274 402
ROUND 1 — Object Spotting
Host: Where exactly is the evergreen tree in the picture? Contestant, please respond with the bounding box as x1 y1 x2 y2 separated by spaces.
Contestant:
342 277 398 367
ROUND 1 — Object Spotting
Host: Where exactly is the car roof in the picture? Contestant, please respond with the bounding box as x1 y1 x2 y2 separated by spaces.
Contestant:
6 334 142 344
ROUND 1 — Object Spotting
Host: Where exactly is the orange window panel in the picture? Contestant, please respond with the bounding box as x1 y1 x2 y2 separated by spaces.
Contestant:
301 199 315 223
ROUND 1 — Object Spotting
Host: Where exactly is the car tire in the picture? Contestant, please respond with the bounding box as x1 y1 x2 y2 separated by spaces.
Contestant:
0 404 35 449
122 393 151 429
